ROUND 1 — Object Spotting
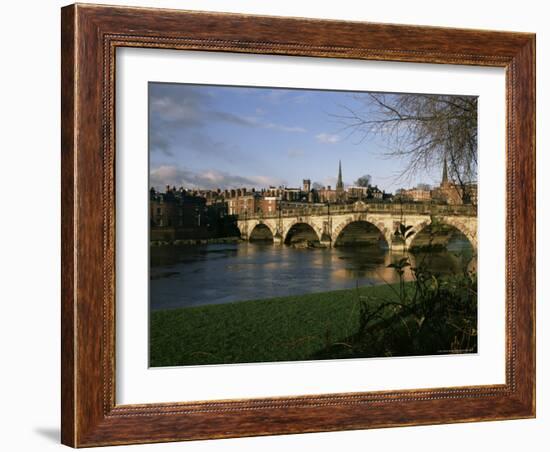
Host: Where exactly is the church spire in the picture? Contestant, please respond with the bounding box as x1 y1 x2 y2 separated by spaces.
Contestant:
336 160 344 191
441 155 449 186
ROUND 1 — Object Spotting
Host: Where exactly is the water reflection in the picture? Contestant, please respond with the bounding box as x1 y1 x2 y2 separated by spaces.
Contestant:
150 238 474 311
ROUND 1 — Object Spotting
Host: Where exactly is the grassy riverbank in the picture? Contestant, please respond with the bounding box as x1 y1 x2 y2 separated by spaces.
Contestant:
150 283 408 367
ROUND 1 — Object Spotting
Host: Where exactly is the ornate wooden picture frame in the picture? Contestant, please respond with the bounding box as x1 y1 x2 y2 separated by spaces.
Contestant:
61 3 535 447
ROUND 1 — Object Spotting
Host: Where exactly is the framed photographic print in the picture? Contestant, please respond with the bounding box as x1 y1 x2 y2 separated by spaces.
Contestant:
61 3 536 447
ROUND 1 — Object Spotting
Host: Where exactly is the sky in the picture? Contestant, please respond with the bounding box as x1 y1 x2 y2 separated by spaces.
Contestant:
148 82 445 193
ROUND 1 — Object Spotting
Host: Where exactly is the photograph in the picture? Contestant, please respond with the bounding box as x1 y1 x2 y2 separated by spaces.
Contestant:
50 1 537 448
148 83 479 367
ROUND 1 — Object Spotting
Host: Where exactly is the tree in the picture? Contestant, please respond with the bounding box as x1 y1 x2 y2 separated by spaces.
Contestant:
336 93 477 201
354 174 372 187
312 182 324 190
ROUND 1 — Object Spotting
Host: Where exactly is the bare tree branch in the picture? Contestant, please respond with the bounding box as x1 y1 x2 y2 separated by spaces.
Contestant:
333 93 478 194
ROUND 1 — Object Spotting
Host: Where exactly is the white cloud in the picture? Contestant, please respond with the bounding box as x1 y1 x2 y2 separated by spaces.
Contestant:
150 96 202 124
322 176 338 188
287 148 305 158
151 93 305 133
150 165 286 190
315 133 341 144
265 122 306 133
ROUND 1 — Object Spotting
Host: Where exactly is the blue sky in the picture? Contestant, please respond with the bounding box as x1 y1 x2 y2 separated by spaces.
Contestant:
149 82 443 193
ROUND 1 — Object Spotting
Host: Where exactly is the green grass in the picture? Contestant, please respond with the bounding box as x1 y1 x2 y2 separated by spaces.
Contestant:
150 284 405 367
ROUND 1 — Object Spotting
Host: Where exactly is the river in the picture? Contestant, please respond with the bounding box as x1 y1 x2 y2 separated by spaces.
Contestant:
150 239 474 311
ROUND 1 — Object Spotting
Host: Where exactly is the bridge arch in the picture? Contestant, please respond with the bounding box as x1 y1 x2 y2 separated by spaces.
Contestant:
333 220 389 248
239 220 272 240
398 219 431 250
249 223 275 242
284 222 321 245
233 224 242 239
407 218 476 251
442 217 477 250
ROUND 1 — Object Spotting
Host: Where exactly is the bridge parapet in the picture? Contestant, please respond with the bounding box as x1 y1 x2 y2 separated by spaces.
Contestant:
239 202 476 221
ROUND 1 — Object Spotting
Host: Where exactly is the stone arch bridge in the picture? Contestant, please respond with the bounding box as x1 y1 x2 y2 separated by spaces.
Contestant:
237 201 477 251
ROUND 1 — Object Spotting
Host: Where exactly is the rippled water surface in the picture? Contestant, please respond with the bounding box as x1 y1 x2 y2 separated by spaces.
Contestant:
150 240 474 311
